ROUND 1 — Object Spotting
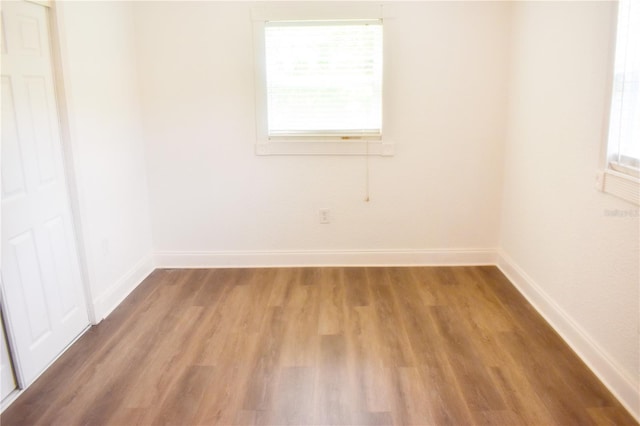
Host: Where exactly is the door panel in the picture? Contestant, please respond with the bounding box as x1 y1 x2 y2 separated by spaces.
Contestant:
1 76 27 198
8 230 52 344
1 0 89 386
25 76 56 184
44 216 77 318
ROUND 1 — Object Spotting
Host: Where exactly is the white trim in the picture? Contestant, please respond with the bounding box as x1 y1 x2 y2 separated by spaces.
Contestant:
154 249 498 268
24 0 52 8
92 255 155 321
251 4 384 22
600 169 640 205
497 250 640 422
610 159 640 178
256 140 394 156
1 389 21 413
48 0 98 325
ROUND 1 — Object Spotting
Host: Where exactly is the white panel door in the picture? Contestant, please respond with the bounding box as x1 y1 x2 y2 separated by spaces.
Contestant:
0 312 16 401
1 0 89 386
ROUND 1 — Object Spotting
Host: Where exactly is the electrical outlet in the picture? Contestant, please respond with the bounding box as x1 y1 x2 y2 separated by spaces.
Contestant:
319 208 331 224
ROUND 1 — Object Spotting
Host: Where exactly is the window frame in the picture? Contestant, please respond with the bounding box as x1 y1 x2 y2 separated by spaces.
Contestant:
599 0 640 205
251 4 394 156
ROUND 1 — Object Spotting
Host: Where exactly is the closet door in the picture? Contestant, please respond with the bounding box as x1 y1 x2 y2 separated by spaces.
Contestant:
1 0 89 386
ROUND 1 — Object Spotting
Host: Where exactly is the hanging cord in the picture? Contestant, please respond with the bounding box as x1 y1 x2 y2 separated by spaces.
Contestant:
365 140 371 202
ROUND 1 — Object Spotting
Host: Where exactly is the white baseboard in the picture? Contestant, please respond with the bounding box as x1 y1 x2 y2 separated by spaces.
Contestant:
92 254 154 321
497 251 640 421
154 248 498 268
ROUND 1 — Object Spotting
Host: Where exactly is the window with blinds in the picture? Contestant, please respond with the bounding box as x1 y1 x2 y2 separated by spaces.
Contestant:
600 0 640 204
607 0 640 178
264 20 383 138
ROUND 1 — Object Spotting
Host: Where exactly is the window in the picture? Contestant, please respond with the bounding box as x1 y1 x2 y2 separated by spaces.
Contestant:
253 6 393 156
265 20 382 138
601 0 640 204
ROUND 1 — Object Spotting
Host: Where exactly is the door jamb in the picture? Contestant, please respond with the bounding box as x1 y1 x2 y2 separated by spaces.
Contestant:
46 1 99 325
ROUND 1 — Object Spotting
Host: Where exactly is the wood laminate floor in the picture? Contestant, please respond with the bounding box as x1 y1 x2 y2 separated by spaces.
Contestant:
1 267 636 425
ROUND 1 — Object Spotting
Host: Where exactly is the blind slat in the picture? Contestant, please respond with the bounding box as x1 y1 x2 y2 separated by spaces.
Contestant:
265 21 383 135
608 0 640 170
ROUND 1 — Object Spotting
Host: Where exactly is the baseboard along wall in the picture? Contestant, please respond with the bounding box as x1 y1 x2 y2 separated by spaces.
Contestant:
153 248 498 268
92 254 155 321
497 251 639 421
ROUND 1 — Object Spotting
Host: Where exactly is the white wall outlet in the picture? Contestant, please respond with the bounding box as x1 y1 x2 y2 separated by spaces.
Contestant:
319 208 331 224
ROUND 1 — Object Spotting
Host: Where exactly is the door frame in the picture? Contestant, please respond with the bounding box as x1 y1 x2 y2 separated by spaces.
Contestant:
46 0 98 325
0 0 97 409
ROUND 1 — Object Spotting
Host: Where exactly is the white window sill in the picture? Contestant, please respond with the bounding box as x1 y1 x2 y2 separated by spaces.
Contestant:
255 140 394 156
597 169 640 205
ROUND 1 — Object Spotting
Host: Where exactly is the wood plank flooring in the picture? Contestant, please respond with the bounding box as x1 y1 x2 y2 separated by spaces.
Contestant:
1 266 637 425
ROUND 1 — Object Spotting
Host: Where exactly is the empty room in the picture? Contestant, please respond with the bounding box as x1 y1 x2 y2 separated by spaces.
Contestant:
1 0 639 424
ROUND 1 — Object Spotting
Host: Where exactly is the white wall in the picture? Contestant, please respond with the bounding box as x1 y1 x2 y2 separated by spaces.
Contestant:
499 1 639 417
134 1 510 265
55 1 154 320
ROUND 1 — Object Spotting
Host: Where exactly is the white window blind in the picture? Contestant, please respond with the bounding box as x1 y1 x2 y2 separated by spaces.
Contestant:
608 0 640 176
264 20 383 137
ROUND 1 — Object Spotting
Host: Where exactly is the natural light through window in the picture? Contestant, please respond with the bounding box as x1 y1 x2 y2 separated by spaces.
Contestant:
264 20 383 138
607 0 640 176
601 0 640 205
